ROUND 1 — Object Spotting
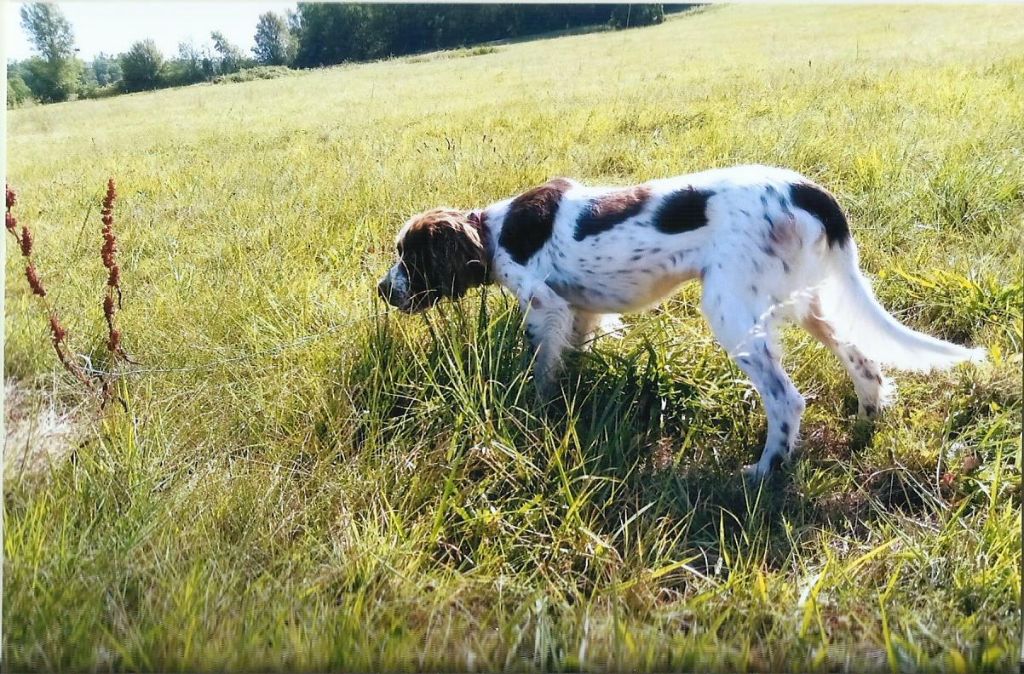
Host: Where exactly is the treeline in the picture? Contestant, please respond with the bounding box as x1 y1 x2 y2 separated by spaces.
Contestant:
8 3 690 107
292 4 669 67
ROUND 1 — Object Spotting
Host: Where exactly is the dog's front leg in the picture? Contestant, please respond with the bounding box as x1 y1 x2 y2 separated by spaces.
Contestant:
519 284 573 397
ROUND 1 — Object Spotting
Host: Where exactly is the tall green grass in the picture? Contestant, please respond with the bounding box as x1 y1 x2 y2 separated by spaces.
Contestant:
5 5 1022 671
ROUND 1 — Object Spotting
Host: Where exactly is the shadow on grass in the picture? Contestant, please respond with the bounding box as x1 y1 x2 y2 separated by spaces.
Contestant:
317 295 967 585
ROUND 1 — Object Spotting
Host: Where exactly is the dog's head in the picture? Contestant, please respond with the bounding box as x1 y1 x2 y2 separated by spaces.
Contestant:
378 208 489 314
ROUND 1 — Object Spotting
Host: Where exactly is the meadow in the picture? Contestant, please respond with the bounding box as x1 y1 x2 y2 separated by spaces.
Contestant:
5 4 1023 672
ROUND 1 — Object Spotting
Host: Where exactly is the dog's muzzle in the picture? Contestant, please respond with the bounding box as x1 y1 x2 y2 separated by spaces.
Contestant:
378 275 401 307
378 265 420 313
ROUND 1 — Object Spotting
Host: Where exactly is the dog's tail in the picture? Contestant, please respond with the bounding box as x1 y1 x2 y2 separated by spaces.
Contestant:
816 239 986 372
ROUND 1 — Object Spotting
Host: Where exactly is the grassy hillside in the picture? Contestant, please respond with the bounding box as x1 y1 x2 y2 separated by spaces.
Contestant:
5 5 1023 671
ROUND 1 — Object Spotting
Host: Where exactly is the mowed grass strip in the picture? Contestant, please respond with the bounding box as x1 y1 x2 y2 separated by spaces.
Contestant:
5 4 1022 672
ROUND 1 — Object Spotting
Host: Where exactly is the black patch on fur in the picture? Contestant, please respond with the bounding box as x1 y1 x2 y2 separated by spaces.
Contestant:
790 182 850 248
770 454 784 472
653 187 713 234
780 422 790 436
500 178 572 264
575 186 651 241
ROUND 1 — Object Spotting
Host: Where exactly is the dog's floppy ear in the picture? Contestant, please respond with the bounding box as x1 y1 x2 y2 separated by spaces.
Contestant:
428 213 488 299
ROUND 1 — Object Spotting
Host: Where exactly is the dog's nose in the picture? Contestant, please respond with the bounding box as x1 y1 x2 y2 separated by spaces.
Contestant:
377 277 391 303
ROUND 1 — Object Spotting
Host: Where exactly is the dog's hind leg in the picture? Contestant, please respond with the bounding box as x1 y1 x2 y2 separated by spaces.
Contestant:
701 274 806 481
801 295 892 419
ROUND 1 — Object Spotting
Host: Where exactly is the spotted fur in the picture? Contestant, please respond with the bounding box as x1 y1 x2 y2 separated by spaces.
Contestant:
379 164 986 481
499 178 573 264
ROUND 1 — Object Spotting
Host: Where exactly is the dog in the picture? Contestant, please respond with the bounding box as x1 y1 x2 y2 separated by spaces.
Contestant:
378 164 985 480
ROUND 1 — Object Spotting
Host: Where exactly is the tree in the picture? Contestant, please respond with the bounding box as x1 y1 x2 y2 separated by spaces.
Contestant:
91 52 122 87
7 69 33 107
289 4 666 68
210 31 245 74
119 39 164 92
253 11 295 66
19 3 82 102
164 41 208 86
20 3 75 62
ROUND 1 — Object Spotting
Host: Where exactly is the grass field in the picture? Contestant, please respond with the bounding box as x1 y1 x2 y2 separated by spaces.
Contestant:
5 4 1023 672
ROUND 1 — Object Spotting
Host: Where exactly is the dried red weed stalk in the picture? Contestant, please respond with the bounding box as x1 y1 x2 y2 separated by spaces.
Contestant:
99 178 129 361
6 185 19 240
5 183 92 389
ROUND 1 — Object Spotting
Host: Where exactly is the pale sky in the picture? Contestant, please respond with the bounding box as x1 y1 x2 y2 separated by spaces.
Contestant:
6 1 297 62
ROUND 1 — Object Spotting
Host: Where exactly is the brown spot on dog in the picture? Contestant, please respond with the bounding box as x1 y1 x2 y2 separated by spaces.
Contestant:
575 185 652 240
499 178 572 265
398 208 489 311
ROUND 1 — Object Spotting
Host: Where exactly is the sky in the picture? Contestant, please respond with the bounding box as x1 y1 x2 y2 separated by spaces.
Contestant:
6 1 297 62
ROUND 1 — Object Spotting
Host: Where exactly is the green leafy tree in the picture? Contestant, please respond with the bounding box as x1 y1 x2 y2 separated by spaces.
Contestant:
211 31 246 74
7 68 34 107
91 53 122 87
253 12 295 66
119 39 165 92
290 4 665 68
18 2 83 102
163 41 208 86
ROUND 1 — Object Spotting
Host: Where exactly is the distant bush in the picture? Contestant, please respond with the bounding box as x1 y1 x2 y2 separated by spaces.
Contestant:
79 83 121 100
405 45 500 63
7 73 33 108
212 65 293 84
119 40 164 92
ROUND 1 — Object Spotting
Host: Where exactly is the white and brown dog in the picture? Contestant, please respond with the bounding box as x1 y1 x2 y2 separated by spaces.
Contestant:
378 165 985 479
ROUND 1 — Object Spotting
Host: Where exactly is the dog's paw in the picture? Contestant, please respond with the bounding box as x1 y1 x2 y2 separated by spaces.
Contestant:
856 403 879 421
741 462 771 485
742 450 795 485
